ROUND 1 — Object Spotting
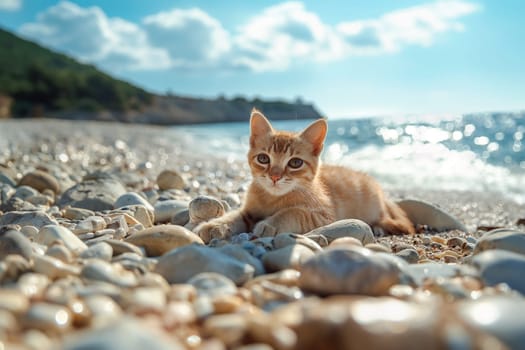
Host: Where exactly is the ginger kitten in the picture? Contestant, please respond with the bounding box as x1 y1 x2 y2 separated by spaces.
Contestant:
195 108 415 242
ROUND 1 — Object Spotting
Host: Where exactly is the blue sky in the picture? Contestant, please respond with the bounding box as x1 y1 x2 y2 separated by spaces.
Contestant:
0 0 523 117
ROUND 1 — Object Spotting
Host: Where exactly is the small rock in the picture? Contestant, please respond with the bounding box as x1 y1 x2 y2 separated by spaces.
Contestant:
188 272 238 298
81 260 138 288
474 229 525 256
262 244 315 272
273 233 322 252
105 239 143 256
203 313 247 347
187 195 225 228
125 224 203 257
115 192 154 211
299 246 405 296
18 273 51 298
0 288 30 314
58 178 126 211
37 225 88 254
458 295 525 349
0 230 33 260
469 249 525 294
171 208 190 226
329 236 363 248
33 255 80 279
365 243 391 253
0 211 58 228
13 185 39 200
19 170 60 194
397 199 467 232
63 207 95 220
396 248 420 264
79 242 113 261
154 199 188 224
404 262 476 286
218 244 265 276
72 216 107 234
123 287 167 314
23 302 71 333
62 319 185 350
157 169 186 190
305 219 374 245
155 244 254 285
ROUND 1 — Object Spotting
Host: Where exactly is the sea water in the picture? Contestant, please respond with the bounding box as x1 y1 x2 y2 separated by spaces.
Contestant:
171 112 525 204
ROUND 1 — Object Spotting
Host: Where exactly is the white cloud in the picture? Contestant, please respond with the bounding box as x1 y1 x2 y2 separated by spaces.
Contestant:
18 1 170 71
143 8 230 68
17 0 480 73
232 2 343 71
0 0 21 11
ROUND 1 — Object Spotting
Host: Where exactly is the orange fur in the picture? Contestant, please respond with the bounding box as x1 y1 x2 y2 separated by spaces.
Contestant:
195 109 414 242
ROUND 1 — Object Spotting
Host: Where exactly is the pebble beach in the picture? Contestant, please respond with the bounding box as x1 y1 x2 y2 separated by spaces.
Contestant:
1 118 525 350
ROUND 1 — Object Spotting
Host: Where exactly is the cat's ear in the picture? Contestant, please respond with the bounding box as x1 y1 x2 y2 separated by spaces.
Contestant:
301 119 327 156
250 108 273 144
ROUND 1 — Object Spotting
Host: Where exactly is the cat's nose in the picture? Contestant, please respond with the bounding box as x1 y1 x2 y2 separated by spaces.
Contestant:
270 174 282 183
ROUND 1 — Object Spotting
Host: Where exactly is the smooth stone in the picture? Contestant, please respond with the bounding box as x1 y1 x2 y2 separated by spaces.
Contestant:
14 185 39 200
105 239 143 256
37 225 88 254
115 205 153 228
365 243 391 253
273 233 322 252
299 246 404 296
218 244 265 276
0 254 31 282
19 170 60 194
115 192 154 211
188 195 225 225
79 242 113 261
23 302 71 333
262 244 316 272
83 294 122 325
0 289 30 314
404 262 477 286
125 224 203 257
33 255 80 279
245 269 301 289
155 245 254 286
157 169 186 190
63 207 96 220
188 272 238 298
171 208 190 226
123 287 167 314
72 216 107 234
396 248 420 264
58 178 127 211
0 230 33 260
17 273 51 298
20 225 39 239
474 229 525 256
0 172 16 187
469 249 525 294
305 219 374 245
203 313 247 347
154 199 188 224
397 199 467 232
458 295 525 349
62 319 185 350
81 260 138 288
0 211 58 228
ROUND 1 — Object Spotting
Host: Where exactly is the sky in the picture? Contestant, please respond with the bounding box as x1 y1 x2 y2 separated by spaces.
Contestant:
0 0 523 118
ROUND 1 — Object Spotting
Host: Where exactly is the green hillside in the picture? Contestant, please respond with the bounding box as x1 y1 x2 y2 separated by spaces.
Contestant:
0 28 152 117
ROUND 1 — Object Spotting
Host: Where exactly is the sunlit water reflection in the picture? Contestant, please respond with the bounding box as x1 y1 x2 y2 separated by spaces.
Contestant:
171 112 525 203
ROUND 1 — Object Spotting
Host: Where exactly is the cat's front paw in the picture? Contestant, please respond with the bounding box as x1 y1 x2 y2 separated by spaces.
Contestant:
195 221 231 243
253 220 277 237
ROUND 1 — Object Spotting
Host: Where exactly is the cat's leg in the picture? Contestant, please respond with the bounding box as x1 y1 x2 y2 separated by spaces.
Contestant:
194 209 249 243
253 207 332 237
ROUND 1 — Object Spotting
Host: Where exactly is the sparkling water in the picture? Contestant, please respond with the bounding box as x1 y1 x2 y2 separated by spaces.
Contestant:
171 112 525 204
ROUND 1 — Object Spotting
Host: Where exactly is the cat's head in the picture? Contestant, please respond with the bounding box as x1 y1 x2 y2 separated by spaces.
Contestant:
247 108 327 196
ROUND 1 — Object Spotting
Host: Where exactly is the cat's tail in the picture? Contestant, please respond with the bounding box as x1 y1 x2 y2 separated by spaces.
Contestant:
377 201 415 235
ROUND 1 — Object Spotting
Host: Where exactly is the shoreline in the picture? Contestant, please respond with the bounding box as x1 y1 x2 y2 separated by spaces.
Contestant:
2 118 523 231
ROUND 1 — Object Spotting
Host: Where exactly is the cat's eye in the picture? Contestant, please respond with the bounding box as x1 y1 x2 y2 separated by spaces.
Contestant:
288 158 303 169
256 153 270 164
